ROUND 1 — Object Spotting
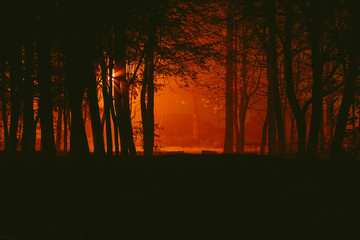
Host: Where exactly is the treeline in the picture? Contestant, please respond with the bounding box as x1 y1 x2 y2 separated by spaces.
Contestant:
0 0 215 160
0 0 359 160
220 0 359 159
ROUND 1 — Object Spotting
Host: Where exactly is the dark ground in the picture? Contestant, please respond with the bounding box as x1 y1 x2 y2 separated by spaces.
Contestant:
0 153 360 239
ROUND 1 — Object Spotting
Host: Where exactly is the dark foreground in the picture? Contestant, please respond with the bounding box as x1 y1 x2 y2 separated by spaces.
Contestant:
1 153 360 239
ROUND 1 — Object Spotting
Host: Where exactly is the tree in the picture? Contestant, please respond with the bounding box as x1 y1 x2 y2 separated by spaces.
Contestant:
22 31 36 156
37 8 57 159
63 6 90 159
331 0 359 158
282 0 307 157
224 0 235 153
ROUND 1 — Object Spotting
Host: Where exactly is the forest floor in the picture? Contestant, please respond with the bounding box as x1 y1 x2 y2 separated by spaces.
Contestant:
0 153 360 239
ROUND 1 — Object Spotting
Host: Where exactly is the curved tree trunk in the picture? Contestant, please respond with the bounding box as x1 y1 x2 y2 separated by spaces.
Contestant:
283 1 306 157
331 0 358 158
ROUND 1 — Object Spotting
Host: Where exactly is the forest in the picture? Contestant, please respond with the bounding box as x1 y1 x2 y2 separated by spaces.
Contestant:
0 0 359 238
0 0 359 160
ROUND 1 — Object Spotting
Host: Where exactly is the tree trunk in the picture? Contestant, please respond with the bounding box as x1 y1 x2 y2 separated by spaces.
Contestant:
193 88 200 141
237 27 249 154
234 60 240 153
238 98 249 154
146 38 155 156
0 49 8 151
224 0 234 153
114 28 137 157
123 89 137 157
63 97 68 153
55 104 63 152
283 1 306 157
37 5 57 159
64 25 90 160
100 55 113 157
319 107 325 154
327 94 335 146
264 43 277 156
108 54 120 156
9 44 22 158
261 115 269 155
87 56 105 158
307 0 323 159
1 94 8 151
141 58 148 154
289 113 295 153
266 0 285 156
140 26 157 156
331 0 358 158
22 37 36 156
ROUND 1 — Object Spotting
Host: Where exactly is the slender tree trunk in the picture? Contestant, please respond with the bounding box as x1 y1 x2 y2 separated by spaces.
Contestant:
64 25 90 160
264 41 277 156
239 98 249 154
146 39 155 156
327 94 335 146
114 28 137 157
100 55 113 157
87 57 105 158
266 0 285 156
0 52 8 151
289 113 295 153
55 104 63 152
283 1 306 157
261 115 269 155
282 80 287 153
63 97 68 153
38 11 57 159
352 103 356 152
123 89 137 157
331 1 358 158
9 44 22 158
234 61 240 153
193 88 200 141
237 27 249 154
319 107 325 154
140 26 157 156
307 0 323 158
22 38 36 156
224 0 234 153
114 36 130 157
1 96 8 151
108 54 119 156
141 58 148 154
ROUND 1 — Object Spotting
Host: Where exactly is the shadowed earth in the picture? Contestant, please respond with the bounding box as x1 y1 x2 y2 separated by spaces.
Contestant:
1 153 359 239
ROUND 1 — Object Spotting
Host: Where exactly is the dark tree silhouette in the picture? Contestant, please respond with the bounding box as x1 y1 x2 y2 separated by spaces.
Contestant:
64 10 90 159
331 0 359 158
22 25 36 156
224 0 234 153
282 0 306 157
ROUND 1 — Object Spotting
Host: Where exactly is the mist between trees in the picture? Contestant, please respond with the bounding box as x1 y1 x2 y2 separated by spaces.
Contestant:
0 0 359 160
